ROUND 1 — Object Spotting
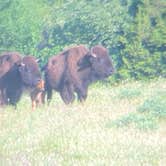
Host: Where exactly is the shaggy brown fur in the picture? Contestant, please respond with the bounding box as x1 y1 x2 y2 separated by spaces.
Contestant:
0 52 22 105
0 54 42 107
44 45 114 104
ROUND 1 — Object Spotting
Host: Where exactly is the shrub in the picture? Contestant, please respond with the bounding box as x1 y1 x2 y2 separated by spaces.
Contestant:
137 94 166 118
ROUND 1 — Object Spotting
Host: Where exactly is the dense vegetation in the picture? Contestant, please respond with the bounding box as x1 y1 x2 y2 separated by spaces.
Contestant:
0 0 165 81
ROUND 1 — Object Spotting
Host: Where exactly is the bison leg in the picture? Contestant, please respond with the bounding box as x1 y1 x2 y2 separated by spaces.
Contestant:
0 88 8 105
0 91 3 105
31 100 36 111
41 91 45 104
30 89 44 110
6 87 22 107
44 80 52 105
46 87 52 105
75 85 88 102
60 84 75 104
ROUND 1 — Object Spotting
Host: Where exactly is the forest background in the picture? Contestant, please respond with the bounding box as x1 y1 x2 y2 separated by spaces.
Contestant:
0 0 165 81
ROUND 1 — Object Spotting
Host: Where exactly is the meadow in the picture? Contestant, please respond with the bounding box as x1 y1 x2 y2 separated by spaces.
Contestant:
0 78 166 166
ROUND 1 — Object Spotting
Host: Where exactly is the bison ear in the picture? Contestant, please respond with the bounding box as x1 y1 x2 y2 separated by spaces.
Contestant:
1 55 10 64
4 55 10 62
77 54 92 71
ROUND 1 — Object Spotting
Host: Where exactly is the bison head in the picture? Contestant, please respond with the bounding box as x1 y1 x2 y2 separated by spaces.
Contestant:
0 52 21 78
18 56 42 87
78 45 114 80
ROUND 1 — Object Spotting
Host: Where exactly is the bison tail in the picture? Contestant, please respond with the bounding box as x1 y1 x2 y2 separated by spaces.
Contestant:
44 80 52 105
46 88 52 105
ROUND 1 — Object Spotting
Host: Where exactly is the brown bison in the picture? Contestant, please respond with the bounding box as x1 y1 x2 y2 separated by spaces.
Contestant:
0 54 43 108
19 56 42 87
44 45 114 104
0 52 22 105
0 52 21 78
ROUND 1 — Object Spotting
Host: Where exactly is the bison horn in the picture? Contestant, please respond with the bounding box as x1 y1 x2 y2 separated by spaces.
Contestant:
91 53 97 58
36 58 41 63
90 48 97 58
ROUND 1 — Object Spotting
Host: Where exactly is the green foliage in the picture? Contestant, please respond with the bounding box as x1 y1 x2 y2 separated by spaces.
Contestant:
117 0 166 80
0 0 165 81
107 112 158 130
107 92 166 130
0 0 45 53
117 88 141 99
137 94 166 118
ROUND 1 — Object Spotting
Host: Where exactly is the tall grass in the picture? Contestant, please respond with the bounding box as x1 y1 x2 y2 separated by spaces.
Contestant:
0 78 166 165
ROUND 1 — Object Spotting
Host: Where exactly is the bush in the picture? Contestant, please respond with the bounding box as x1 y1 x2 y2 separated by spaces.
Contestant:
107 93 166 130
117 88 141 99
107 112 158 130
137 94 166 118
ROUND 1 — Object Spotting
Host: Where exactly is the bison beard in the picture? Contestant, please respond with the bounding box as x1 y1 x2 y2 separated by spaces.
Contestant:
44 45 114 104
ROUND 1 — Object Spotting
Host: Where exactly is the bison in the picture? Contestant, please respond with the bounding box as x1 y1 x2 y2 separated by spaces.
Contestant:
0 52 22 105
0 51 21 78
44 45 114 104
30 79 45 111
0 54 44 108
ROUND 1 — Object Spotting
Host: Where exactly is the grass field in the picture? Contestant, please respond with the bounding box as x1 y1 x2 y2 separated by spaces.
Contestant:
0 78 166 166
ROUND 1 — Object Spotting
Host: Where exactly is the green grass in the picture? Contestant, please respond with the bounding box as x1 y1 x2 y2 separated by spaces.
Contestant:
108 85 166 130
137 94 166 117
0 78 166 165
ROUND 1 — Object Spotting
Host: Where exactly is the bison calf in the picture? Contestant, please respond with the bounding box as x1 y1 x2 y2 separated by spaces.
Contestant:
31 79 45 110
